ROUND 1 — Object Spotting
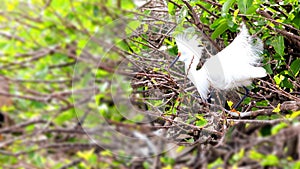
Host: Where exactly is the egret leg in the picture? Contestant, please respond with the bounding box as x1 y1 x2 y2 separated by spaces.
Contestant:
233 86 249 109
206 94 212 104
191 94 211 103
191 94 201 99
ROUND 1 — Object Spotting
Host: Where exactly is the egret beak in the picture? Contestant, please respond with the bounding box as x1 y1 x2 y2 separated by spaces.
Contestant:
169 55 180 68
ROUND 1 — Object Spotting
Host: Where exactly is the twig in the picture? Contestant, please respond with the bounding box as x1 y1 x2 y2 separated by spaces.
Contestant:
227 119 285 125
182 0 221 51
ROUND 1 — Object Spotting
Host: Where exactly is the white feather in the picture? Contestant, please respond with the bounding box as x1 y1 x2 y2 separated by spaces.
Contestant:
175 34 203 62
174 23 267 100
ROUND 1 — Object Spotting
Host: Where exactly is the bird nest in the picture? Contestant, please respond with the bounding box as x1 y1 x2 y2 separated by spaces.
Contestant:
127 64 225 145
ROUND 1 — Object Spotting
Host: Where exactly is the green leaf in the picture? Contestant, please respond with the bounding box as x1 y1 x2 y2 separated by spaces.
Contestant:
271 122 288 135
245 4 259 14
282 77 294 88
221 0 236 17
237 0 253 14
176 146 185 153
290 58 300 77
256 100 269 106
249 150 264 160
292 161 300 169
274 74 284 86
54 110 75 125
100 149 113 157
264 64 273 74
25 125 35 132
125 20 141 35
168 2 176 15
195 115 207 127
121 0 135 9
231 149 245 162
271 36 285 56
211 21 229 39
292 12 300 29
210 18 225 29
260 124 272 136
208 158 223 169
143 162 151 169
261 154 279 166
160 157 175 165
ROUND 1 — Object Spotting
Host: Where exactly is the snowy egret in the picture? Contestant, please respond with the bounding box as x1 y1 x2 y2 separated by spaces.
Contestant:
170 24 267 108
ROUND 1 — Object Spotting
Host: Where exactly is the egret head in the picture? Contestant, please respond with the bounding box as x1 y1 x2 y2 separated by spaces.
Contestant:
169 34 203 68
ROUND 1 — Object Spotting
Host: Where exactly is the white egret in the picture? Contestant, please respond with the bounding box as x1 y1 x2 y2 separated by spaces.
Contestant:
170 24 267 108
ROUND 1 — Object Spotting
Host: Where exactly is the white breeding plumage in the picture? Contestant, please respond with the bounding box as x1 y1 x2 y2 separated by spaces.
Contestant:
170 23 267 101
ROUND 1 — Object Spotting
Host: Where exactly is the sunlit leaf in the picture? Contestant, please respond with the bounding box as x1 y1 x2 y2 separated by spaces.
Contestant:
195 115 208 127
162 165 172 169
221 0 236 17
100 150 113 157
249 150 264 160
211 20 229 39
264 63 273 74
54 110 75 125
233 9 239 23
176 146 185 153
292 161 300 169
227 100 234 109
143 162 150 169
77 149 95 161
168 2 176 15
272 103 281 113
271 122 288 135
160 157 175 165
261 154 279 166
271 36 285 57
292 12 300 29
237 0 253 14
208 158 223 169
125 20 141 35
121 0 135 9
274 74 284 86
256 100 269 106
290 58 300 77
289 110 300 119
245 4 259 14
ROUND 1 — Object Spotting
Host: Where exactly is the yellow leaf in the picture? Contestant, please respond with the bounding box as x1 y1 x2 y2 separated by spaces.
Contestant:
232 164 238 169
233 9 239 23
176 146 185 153
151 78 157 84
272 104 281 113
100 149 113 157
77 149 95 161
153 67 160 72
162 165 172 169
6 1 19 11
227 101 234 109
290 110 300 119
